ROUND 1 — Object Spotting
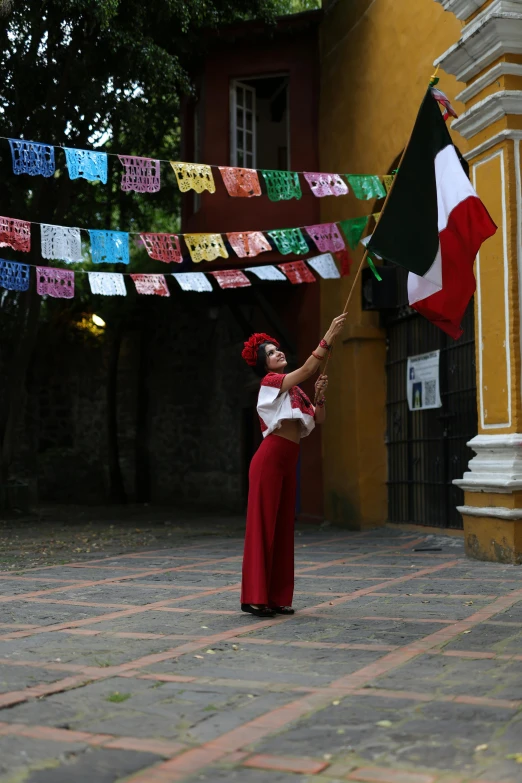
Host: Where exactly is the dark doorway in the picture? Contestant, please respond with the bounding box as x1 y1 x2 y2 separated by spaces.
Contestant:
384 265 477 529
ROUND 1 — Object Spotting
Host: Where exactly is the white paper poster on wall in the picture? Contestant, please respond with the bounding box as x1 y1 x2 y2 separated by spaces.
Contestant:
406 350 442 411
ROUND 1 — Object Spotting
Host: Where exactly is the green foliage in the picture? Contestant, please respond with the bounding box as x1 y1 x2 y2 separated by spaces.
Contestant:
0 0 287 335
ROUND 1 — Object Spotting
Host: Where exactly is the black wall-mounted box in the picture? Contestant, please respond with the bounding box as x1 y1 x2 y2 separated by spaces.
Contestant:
361 265 398 310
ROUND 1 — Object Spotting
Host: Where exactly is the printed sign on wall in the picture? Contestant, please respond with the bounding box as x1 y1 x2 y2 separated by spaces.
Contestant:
406 350 442 411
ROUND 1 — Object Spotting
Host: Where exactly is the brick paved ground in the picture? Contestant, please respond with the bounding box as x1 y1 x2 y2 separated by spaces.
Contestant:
1 525 522 783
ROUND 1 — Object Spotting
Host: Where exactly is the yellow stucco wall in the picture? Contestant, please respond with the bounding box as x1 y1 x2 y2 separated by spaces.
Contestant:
318 0 464 526
471 141 521 435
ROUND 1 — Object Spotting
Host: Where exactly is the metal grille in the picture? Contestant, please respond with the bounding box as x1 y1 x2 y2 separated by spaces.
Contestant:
384 267 477 529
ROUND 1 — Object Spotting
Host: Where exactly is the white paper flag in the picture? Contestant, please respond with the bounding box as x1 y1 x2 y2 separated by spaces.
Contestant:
88 272 127 296
245 265 286 281
41 224 82 262
172 272 212 292
307 253 340 280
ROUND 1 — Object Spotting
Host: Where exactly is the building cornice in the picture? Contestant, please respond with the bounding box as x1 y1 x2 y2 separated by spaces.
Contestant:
464 128 522 161
456 62 522 103
451 89 522 138
435 9 522 83
433 0 485 21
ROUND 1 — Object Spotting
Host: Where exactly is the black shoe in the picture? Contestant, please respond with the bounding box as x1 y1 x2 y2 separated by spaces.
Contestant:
271 606 295 615
241 603 276 618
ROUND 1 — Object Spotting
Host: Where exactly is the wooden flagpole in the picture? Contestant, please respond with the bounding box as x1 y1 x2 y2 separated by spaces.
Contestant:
314 67 440 402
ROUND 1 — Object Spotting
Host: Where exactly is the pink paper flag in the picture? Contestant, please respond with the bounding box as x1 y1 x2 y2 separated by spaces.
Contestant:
209 270 251 289
305 223 345 253
36 266 74 298
131 273 170 296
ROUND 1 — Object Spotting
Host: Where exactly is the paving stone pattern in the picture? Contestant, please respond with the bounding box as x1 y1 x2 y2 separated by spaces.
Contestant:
1 527 522 782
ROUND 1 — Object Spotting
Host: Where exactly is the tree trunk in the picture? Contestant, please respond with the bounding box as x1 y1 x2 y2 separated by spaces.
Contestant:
0 276 41 484
134 326 151 503
106 326 127 503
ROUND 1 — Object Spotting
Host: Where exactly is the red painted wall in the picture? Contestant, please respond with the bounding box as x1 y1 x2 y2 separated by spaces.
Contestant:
181 16 324 520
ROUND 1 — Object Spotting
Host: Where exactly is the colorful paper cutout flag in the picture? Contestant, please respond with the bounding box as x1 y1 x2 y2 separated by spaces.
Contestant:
303 172 349 197
36 266 74 298
279 261 316 284
307 253 340 280
335 248 352 278
118 156 161 193
267 228 309 256
219 167 261 198
41 224 82 263
184 233 228 263
0 259 30 291
172 272 213 292
260 170 302 202
89 230 129 265
170 162 216 194
245 265 286 281
339 216 369 250
9 140 55 177
0 217 31 253
131 274 170 296
227 231 271 258
305 223 345 253
64 148 108 183
383 174 395 193
88 272 127 296
209 269 251 289
346 175 386 200
140 233 182 263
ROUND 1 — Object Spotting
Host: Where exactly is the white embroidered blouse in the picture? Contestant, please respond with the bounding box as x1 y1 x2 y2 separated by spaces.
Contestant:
257 372 315 439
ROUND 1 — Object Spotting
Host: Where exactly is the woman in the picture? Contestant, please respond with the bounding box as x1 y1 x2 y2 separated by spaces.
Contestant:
240 313 347 618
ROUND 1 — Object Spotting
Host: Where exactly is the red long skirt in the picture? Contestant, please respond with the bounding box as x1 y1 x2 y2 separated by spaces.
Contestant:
241 433 300 607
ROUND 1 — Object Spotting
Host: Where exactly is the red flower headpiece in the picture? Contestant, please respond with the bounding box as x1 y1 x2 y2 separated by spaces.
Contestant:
241 332 279 367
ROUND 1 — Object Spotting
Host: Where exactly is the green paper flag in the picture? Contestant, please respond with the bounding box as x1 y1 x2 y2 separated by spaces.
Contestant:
346 174 386 200
367 255 382 282
260 170 302 202
267 228 309 255
339 216 369 250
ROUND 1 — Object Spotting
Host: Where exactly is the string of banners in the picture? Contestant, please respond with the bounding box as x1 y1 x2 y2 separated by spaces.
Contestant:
4 136 395 202
0 210 382 266
0 252 350 298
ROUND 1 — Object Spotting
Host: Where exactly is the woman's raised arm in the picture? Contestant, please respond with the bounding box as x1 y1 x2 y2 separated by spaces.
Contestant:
280 314 347 393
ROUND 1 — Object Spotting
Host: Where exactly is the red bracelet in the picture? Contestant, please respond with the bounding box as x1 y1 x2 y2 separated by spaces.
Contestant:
319 339 331 351
312 351 323 361
316 397 326 407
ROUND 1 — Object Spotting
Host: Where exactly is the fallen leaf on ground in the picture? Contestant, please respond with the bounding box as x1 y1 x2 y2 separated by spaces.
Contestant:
376 720 393 727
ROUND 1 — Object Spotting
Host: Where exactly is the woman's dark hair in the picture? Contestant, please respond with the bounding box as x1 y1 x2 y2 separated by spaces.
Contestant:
254 342 271 378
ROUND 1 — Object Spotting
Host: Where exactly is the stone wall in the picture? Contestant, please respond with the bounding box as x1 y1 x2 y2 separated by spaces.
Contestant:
6 292 255 512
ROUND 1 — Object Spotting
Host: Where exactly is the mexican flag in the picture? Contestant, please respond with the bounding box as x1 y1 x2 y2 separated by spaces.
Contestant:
367 88 497 339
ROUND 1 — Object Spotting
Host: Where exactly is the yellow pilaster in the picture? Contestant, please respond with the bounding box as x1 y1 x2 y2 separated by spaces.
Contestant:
435 0 522 562
318 0 463 527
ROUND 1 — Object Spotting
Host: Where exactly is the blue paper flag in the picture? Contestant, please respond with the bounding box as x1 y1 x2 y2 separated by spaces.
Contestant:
64 148 108 184
88 230 129 265
0 259 30 291
9 140 55 177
